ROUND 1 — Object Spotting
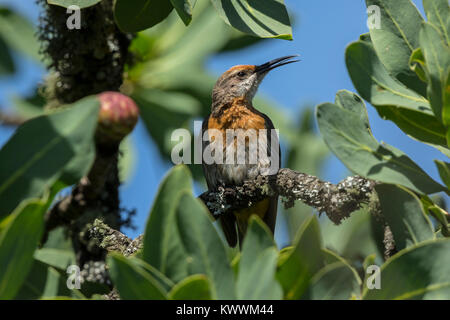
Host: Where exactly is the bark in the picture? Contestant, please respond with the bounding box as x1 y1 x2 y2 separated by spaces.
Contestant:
199 168 378 225
37 0 134 267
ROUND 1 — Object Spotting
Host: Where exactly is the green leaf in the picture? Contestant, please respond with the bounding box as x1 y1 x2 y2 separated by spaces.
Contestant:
276 216 324 299
175 192 236 299
113 0 174 32
363 239 450 299
376 184 435 250
366 0 426 96
0 196 51 299
146 2 223 56
427 141 450 158
168 274 212 300
409 48 427 83
306 262 361 300
210 0 293 40
11 89 46 120
231 252 240 276
107 253 167 300
316 90 446 195
321 248 348 265
320 249 363 299
137 3 230 90
47 0 101 9
15 260 73 299
443 69 450 135
420 23 450 123
346 40 447 148
0 36 14 75
0 8 40 61
133 88 201 156
322 208 383 263
236 216 282 300
170 0 193 26
42 226 72 251
219 32 265 52
423 0 450 46
34 248 76 270
142 165 192 282
381 107 448 151
0 96 99 217
362 253 377 284
435 160 450 189
127 256 175 292
322 249 364 299
421 195 450 237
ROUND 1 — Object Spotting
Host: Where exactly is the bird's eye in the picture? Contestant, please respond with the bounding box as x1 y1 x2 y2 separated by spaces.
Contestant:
237 71 246 77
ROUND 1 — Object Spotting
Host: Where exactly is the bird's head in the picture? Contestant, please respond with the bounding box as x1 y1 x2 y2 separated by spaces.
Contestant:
211 55 299 109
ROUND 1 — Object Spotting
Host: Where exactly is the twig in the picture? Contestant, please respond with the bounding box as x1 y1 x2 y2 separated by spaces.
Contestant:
90 219 143 257
0 111 25 126
383 224 397 260
199 168 378 225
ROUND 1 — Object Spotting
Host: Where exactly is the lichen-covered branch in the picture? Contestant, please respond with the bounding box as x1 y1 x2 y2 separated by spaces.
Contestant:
37 0 132 106
198 168 400 258
383 224 397 260
90 219 143 257
199 168 378 225
89 219 143 300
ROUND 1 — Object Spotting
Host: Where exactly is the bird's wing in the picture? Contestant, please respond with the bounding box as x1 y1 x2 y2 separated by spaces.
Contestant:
254 110 281 235
201 115 218 190
201 115 238 247
256 110 281 173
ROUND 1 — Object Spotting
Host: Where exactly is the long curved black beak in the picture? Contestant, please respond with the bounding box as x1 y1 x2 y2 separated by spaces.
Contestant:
255 55 300 74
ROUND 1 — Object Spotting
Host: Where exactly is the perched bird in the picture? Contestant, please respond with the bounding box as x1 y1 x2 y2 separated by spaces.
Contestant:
202 55 299 247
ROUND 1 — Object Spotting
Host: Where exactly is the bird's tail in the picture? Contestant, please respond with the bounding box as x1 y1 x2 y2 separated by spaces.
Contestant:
219 214 238 248
234 196 278 248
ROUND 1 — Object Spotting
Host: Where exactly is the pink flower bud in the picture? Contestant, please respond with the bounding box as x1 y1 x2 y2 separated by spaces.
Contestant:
96 91 139 144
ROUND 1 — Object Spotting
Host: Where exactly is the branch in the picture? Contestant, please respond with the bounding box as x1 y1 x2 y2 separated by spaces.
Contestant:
42 146 118 243
199 168 378 225
90 219 143 257
85 167 393 273
0 111 25 126
88 219 143 300
383 224 397 260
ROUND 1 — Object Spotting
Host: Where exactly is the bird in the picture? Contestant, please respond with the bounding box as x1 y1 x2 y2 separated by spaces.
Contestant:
201 55 299 248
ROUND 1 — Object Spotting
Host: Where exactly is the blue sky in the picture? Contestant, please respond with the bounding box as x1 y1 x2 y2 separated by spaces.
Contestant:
0 0 445 244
